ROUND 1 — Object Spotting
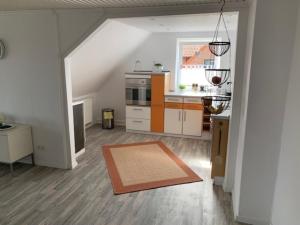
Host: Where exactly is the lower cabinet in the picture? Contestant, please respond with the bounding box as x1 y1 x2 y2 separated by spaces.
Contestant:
151 106 164 133
211 117 229 178
164 103 203 137
126 106 151 131
126 118 150 131
164 108 182 134
182 109 203 136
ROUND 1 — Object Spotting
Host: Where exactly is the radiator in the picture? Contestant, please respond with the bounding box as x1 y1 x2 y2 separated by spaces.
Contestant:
83 98 93 126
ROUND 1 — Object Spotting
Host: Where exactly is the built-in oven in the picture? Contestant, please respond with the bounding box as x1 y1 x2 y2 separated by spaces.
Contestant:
126 75 151 106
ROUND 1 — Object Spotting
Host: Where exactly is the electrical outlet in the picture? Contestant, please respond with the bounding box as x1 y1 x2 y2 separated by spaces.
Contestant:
37 145 45 151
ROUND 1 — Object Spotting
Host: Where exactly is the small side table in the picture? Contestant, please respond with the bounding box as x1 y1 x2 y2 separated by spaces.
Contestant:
0 124 34 174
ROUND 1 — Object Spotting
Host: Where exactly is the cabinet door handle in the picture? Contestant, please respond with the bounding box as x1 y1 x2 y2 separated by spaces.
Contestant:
133 108 142 111
178 111 181 121
184 111 187 121
218 124 223 156
133 120 143 123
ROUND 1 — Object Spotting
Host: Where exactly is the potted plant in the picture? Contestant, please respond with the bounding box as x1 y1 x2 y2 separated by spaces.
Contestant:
179 84 186 91
153 63 164 72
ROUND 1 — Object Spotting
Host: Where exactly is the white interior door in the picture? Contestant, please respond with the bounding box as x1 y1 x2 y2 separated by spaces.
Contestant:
164 108 182 134
182 109 203 136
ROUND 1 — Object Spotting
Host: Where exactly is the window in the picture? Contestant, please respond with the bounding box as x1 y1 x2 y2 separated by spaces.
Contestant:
176 40 219 89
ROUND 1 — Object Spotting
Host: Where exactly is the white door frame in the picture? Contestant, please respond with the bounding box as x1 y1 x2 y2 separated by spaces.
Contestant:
61 3 249 193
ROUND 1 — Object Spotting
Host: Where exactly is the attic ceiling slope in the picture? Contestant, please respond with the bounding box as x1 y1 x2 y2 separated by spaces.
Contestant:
0 0 246 11
70 20 150 98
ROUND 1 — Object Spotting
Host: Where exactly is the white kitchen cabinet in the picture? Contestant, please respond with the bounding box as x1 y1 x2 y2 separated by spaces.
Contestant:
182 109 203 136
126 106 151 119
183 97 203 104
126 106 151 131
126 118 150 131
0 124 34 173
164 97 183 103
164 108 182 134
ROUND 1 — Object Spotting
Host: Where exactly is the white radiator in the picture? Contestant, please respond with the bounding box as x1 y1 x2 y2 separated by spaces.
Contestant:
83 98 93 126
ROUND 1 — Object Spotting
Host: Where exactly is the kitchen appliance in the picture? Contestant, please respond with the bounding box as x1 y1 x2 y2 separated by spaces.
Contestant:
126 75 151 106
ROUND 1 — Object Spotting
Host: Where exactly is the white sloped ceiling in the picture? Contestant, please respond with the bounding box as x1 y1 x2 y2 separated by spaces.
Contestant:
0 0 246 10
69 20 150 97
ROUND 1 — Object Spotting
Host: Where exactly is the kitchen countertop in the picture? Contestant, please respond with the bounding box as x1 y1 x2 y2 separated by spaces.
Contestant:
0 123 30 135
165 91 232 119
165 90 228 98
125 71 170 75
211 110 231 120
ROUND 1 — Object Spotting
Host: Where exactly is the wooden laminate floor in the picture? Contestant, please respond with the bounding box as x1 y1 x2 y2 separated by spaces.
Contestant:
0 126 245 225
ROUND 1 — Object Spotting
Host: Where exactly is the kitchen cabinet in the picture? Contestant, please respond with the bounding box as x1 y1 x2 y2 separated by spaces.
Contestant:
0 124 34 173
211 116 229 178
124 72 170 133
126 106 150 119
126 106 150 131
164 97 203 137
126 118 150 131
164 108 182 134
151 75 165 133
182 109 203 136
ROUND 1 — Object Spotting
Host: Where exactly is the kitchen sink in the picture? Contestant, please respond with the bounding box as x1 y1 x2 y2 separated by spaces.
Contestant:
0 124 15 130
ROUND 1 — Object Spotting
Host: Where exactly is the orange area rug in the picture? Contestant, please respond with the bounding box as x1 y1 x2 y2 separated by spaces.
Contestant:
103 141 202 194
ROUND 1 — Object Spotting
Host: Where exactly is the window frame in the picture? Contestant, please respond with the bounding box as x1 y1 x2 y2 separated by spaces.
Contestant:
175 38 220 90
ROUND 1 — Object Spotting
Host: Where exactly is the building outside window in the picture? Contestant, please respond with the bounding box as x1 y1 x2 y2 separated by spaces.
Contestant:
176 39 220 89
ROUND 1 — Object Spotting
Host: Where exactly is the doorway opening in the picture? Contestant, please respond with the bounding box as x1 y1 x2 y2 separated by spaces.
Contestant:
63 11 240 194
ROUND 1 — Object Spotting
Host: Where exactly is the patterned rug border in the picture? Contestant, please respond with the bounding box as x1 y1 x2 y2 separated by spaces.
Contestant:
102 141 203 194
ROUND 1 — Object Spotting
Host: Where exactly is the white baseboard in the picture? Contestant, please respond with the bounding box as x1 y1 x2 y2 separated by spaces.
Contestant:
126 129 212 140
213 177 224 186
96 119 125 127
236 216 271 225
75 148 85 158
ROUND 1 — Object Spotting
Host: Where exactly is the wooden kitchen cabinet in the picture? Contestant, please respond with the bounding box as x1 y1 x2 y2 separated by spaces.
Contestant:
211 117 229 178
151 75 165 133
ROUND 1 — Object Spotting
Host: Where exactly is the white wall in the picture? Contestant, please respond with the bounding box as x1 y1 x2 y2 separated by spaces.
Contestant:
0 10 104 168
55 9 105 56
0 11 66 168
223 7 251 193
0 2 249 170
69 20 150 98
271 2 300 224
94 30 237 124
233 0 299 224
232 0 256 215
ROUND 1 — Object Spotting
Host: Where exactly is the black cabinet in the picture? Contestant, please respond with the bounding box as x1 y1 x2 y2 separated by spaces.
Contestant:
73 102 85 153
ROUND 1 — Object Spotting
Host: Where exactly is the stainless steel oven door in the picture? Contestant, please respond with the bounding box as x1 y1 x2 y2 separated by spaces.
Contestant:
126 78 151 106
